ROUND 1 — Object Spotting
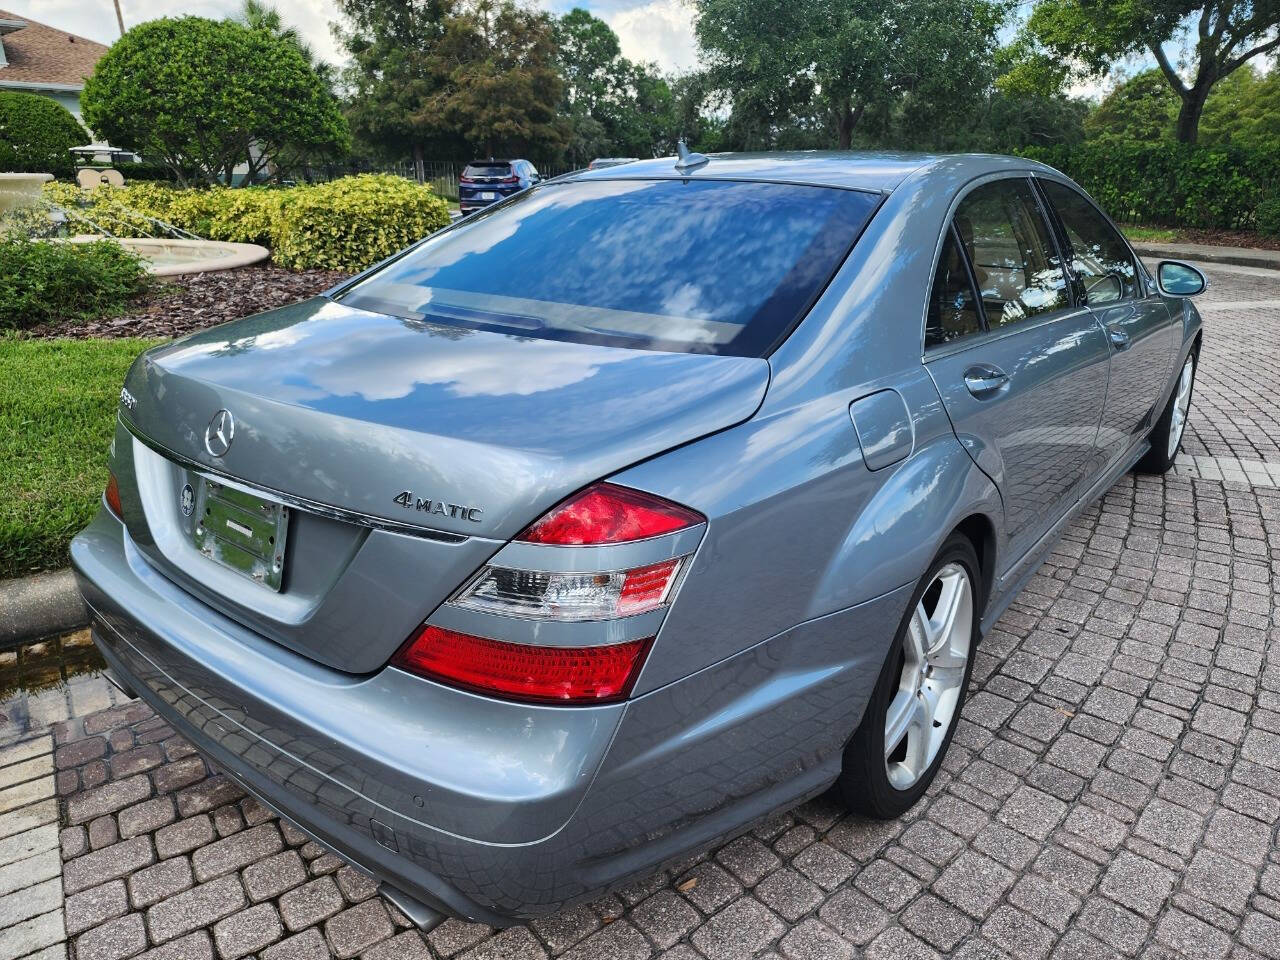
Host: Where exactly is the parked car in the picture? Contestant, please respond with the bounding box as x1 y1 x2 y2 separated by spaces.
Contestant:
74 152 1205 930
587 156 640 170
457 158 540 214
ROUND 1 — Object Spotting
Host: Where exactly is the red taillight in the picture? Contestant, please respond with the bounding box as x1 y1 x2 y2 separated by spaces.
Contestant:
392 626 651 704
105 472 123 519
518 483 703 545
502 175 519 183
459 175 475 184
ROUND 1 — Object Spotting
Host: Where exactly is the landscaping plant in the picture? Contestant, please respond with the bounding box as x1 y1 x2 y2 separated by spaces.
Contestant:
44 175 450 273
0 92 88 180
0 239 150 331
272 174 451 271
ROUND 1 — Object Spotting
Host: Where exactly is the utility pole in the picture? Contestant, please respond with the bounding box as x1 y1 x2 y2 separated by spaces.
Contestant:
111 0 125 36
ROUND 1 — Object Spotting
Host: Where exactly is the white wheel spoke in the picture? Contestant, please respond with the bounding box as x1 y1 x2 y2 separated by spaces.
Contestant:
906 605 930 666
928 575 966 655
885 689 924 760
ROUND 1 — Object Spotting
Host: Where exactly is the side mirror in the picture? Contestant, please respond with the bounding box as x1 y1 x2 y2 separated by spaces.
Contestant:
1084 273 1123 305
1156 260 1206 297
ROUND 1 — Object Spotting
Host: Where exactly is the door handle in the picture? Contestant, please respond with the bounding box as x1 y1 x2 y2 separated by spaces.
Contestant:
1108 327 1131 351
963 365 1009 398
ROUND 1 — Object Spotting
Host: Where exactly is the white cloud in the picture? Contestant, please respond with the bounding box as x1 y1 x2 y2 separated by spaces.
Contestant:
15 0 702 74
606 0 699 73
13 0 703 102
5 0 343 64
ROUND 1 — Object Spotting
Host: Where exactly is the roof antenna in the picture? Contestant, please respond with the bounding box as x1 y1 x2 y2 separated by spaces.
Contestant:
674 138 709 172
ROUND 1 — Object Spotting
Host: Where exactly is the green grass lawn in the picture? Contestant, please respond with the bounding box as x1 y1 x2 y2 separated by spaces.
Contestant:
0 336 162 580
1123 225 1179 243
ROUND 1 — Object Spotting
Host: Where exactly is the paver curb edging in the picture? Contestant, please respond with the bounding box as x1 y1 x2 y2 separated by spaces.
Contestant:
0 569 88 649
1132 241 1280 271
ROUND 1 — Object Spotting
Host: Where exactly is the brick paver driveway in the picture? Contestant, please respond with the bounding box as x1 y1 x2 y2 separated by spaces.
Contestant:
21 262 1280 960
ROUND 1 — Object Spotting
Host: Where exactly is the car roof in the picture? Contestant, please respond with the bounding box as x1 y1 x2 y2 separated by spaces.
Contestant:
564 151 1058 193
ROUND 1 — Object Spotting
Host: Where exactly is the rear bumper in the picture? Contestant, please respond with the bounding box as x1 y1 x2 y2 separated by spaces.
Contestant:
72 507 910 922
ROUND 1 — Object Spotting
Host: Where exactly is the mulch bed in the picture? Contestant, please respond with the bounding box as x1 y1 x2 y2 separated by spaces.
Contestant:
1174 227 1280 251
24 264 352 340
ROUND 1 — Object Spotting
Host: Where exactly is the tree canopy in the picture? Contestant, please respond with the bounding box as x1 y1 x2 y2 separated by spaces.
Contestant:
82 16 348 185
1025 0 1280 142
693 0 1009 149
0 92 87 179
553 9 676 161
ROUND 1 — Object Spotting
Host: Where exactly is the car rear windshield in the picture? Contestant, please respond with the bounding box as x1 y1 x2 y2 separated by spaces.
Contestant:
336 178 880 356
463 163 513 178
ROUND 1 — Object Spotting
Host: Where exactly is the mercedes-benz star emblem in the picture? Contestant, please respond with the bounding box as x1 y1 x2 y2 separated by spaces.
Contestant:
204 409 235 458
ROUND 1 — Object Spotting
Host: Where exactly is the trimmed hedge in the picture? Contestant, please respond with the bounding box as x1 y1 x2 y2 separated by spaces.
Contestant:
42 174 450 271
0 92 88 179
273 175 451 271
1021 143 1280 231
0 238 151 330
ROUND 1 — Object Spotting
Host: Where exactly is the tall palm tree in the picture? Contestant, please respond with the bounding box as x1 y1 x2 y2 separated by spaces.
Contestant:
238 0 335 87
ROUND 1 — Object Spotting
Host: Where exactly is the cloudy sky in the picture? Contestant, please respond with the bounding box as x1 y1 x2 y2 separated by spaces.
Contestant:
5 0 702 73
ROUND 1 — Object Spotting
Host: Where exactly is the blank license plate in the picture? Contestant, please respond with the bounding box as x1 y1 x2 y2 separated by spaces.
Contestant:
191 479 289 591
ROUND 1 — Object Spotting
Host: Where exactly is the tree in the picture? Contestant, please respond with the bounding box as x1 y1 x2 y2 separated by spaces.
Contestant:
334 0 466 176
236 1 349 180
1084 69 1179 142
0 91 87 178
239 0 337 89
1200 65 1280 148
554 9 676 161
694 0 1008 150
438 0 569 158
1026 0 1280 143
82 17 348 185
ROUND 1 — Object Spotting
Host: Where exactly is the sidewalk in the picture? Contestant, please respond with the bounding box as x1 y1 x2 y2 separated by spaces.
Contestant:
1131 239 1280 271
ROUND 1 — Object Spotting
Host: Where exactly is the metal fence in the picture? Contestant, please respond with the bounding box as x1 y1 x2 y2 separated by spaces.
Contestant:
293 158 579 201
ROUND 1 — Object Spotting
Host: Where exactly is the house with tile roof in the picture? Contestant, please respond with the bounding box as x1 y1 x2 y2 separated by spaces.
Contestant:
0 10 107 120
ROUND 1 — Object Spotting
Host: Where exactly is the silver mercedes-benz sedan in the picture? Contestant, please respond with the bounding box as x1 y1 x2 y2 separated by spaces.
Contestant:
73 151 1205 928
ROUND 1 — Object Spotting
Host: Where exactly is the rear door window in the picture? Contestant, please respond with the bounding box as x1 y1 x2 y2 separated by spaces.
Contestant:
954 179 1070 329
1038 179 1138 305
337 178 880 356
926 227 984 349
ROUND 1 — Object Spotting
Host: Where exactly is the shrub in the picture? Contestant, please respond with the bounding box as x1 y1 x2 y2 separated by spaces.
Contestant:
0 239 150 330
1257 195 1280 237
0 92 87 179
1020 143 1280 231
273 174 451 270
41 174 450 271
204 188 288 247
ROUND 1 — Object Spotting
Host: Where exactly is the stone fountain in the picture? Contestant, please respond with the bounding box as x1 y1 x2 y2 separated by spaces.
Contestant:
0 172 53 213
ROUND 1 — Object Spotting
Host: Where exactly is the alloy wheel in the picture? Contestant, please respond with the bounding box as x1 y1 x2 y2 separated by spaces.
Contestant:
885 562 973 790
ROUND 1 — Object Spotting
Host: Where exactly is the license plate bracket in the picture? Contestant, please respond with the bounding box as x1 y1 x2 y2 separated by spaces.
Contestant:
190 478 289 591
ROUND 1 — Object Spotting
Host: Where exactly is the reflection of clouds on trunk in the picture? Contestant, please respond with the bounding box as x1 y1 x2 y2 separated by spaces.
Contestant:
288 332 634 401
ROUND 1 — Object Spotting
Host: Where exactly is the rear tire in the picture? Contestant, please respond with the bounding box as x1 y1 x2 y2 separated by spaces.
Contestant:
1135 350 1196 474
839 533 980 819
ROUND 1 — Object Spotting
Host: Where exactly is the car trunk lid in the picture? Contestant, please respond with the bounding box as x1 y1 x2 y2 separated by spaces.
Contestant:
116 297 768 672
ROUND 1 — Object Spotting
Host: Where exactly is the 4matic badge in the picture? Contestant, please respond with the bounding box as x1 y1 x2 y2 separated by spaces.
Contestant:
393 490 484 523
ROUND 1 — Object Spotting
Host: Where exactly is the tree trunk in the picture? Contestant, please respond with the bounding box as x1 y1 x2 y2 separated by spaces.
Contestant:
412 142 426 183
835 101 865 150
1174 86 1210 144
